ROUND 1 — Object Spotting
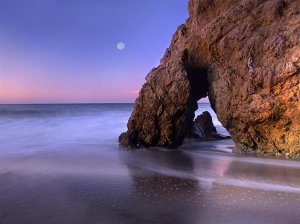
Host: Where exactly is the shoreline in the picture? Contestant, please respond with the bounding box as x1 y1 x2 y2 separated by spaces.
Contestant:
1 140 300 224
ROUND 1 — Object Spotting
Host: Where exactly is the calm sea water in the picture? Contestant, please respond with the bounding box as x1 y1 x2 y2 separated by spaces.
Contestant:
0 103 300 224
0 103 227 156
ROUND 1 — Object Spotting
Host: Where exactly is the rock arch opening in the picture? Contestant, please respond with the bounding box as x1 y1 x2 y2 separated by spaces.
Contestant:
186 66 209 101
184 62 230 141
183 50 209 102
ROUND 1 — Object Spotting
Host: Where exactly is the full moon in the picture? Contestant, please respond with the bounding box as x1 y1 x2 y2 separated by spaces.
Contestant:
117 42 125 50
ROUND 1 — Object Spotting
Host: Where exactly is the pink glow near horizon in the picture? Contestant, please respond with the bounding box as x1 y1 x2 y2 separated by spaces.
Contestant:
0 68 210 103
0 33 151 104
0 74 141 103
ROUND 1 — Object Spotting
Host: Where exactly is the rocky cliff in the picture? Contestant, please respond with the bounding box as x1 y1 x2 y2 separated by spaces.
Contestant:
119 0 300 157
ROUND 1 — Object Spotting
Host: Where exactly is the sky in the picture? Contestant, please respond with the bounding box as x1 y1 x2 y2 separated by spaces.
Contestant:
0 0 189 103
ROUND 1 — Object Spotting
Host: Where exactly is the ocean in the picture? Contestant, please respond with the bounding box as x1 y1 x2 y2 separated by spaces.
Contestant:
0 103 300 224
0 103 227 157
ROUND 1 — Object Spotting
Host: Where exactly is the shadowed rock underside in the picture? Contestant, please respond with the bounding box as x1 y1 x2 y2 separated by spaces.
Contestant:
119 0 300 157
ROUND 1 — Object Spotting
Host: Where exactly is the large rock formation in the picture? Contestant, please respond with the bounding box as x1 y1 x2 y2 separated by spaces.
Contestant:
119 0 300 157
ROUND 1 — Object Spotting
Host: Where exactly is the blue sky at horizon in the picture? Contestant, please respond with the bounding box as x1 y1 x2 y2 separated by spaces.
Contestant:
0 0 193 103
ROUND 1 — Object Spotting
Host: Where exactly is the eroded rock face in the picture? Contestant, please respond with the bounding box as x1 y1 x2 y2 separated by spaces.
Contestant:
120 0 300 157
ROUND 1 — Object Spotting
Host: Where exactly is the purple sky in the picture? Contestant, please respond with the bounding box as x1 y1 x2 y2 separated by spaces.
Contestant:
0 0 189 103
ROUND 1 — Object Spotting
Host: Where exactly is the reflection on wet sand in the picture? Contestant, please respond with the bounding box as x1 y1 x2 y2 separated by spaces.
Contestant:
121 146 300 224
186 149 300 192
120 150 202 223
0 143 300 224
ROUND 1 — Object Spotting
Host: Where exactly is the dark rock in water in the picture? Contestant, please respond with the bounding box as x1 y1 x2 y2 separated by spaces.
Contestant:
187 111 230 140
194 111 217 137
119 0 300 157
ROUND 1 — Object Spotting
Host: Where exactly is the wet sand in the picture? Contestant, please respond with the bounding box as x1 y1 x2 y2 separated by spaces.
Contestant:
1 140 300 224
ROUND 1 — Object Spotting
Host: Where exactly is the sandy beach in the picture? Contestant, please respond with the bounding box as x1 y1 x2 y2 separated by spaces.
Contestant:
1 139 300 224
